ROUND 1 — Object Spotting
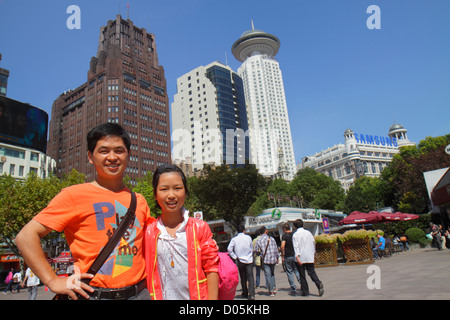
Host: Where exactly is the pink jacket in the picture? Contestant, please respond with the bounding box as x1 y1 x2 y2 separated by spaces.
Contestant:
144 217 219 300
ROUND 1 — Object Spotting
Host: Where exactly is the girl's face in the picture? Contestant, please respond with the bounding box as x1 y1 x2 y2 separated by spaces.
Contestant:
156 172 186 215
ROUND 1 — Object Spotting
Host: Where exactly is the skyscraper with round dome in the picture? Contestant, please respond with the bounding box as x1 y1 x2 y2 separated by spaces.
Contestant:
232 23 296 181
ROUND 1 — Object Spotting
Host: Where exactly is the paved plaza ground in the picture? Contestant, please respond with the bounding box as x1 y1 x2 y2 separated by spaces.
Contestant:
1 247 449 301
236 246 450 300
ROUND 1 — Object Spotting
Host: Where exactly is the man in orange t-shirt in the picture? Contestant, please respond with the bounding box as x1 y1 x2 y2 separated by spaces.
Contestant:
16 123 153 300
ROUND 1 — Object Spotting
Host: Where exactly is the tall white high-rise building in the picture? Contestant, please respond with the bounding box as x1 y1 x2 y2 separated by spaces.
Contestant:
232 24 296 180
171 61 250 171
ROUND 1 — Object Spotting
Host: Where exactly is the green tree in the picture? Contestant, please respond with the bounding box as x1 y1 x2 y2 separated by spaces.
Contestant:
0 172 62 257
0 174 19 254
380 135 450 213
344 176 384 213
0 169 88 268
247 177 289 216
60 168 86 188
291 167 345 210
132 171 159 217
191 164 266 228
184 176 206 217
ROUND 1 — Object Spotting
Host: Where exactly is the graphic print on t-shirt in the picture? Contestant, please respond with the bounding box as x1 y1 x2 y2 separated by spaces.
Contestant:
93 199 141 278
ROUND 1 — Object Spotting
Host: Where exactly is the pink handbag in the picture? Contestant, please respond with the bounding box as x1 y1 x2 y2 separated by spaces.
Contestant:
217 252 239 300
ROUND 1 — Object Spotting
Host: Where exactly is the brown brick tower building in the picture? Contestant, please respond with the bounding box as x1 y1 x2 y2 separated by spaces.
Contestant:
47 15 171 183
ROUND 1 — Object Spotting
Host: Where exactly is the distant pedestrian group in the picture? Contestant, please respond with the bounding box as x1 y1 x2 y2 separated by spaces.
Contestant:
3 267 40 300
430 222 449 250
227 219 324 299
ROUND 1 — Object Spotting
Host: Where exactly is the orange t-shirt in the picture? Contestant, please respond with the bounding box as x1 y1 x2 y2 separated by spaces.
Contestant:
33 183 153 288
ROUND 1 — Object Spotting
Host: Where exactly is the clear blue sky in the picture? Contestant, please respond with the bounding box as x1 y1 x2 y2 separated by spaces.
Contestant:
1 0 449 163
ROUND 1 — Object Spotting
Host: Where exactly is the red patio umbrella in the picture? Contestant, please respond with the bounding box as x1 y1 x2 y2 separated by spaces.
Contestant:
368 211 385 221
379 211 404 221
395 212 420 221
338 211 383 225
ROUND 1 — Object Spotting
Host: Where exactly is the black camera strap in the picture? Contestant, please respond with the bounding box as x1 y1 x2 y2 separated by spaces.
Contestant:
84 191 137 281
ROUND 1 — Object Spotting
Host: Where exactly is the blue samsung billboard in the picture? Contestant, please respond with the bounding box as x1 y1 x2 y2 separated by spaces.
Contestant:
0 96 48 153
354 133 398 147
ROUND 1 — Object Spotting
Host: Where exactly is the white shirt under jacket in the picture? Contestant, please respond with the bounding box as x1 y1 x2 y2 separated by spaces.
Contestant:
292 227 316 264
227 232 254 264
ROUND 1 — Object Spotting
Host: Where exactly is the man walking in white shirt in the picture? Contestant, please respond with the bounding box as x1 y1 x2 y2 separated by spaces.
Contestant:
227 224 255 300
21 267 40 300
292 219 324 297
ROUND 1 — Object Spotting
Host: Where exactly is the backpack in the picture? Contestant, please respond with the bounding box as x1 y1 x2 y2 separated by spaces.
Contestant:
217 252 239 300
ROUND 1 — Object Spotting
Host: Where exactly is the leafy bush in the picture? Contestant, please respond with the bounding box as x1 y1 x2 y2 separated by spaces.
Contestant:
418 237 430 247
405 227 426 243
337 229 383 243
315 233 341 244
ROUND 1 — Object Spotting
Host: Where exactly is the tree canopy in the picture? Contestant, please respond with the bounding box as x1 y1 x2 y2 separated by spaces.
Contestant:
0 169 85 257
189 164 267 228
379 134 450 213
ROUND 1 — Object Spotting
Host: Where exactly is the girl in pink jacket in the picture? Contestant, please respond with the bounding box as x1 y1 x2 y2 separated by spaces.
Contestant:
144 164 219 300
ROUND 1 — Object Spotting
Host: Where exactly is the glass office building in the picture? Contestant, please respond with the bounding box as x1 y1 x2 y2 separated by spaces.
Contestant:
172 61 250 170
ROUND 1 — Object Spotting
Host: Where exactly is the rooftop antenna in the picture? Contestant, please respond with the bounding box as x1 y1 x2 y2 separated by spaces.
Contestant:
251 19 255 30
127 2 130 20
225 51 228 66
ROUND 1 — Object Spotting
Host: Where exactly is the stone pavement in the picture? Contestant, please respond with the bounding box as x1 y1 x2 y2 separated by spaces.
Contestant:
1 247 449 301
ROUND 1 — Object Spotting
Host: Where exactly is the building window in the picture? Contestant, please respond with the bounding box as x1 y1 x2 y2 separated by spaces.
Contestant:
31 152 39 162
0 147 25 159
345 163 351 175
336 166 342 178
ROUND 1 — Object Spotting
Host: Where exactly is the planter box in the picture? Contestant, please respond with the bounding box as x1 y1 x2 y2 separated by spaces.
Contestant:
315 242 338 267
342 238 374 265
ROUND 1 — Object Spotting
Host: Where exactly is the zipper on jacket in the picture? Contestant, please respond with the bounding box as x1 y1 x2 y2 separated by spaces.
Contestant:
192 223 201 300
152 230 161 300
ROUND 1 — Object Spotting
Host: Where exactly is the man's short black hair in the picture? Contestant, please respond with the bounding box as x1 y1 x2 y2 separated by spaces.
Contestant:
87 123 131 153
293 219 304 229
237 223 245 233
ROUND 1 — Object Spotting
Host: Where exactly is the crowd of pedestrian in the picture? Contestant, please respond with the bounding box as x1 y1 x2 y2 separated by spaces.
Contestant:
430 222 449 250
368 221 449 261
370 233 410 260
2 267 40 300
227 219 324 299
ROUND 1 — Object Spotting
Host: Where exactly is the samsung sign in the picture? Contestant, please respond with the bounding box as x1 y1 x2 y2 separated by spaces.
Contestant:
354 133 398 147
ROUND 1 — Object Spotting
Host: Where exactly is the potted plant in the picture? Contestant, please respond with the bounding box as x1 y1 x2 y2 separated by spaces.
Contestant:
340 229 380 264
314 234 340 266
